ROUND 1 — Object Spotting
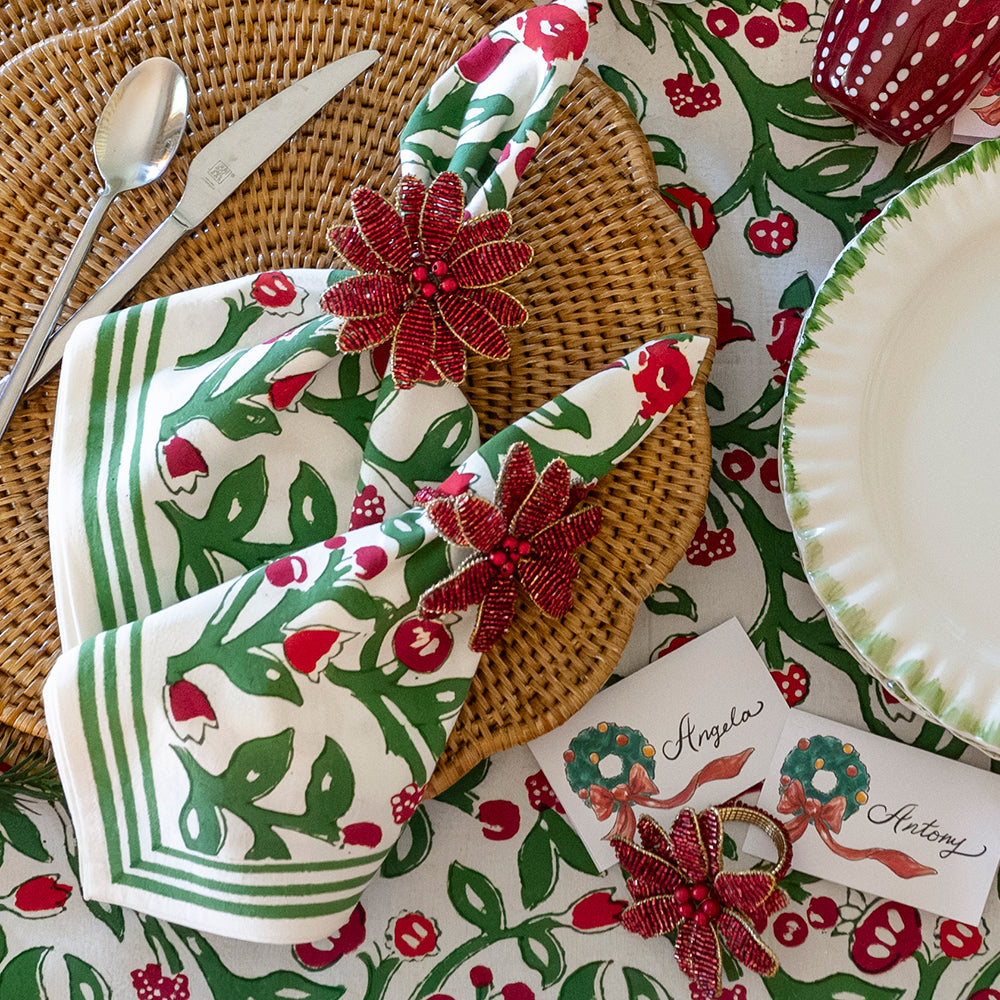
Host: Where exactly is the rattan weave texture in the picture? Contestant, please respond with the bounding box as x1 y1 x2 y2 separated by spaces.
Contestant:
0 0 716 793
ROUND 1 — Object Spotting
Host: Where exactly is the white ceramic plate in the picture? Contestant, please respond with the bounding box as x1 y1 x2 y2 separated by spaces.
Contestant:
781 138 1000 756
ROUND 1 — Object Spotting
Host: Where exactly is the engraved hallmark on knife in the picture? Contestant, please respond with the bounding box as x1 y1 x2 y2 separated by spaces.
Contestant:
205 160 236 188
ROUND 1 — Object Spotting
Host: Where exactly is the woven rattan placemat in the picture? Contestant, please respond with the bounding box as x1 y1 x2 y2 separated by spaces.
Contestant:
0 0 716 794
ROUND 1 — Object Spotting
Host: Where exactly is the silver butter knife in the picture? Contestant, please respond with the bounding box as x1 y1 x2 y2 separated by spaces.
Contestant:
7 48 379 399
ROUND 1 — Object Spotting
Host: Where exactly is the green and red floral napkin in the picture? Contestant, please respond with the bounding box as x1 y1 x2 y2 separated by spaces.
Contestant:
42 1 710 943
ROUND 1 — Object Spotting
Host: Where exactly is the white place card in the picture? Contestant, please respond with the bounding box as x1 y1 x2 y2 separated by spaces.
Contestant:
529 618 789 871
746 709 1000 925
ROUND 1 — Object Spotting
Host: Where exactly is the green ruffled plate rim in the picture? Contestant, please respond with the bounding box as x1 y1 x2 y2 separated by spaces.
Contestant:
781 136 1000 757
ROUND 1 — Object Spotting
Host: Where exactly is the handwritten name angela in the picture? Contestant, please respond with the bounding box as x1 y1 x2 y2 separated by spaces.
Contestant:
867 803 986 860
662 702 765 761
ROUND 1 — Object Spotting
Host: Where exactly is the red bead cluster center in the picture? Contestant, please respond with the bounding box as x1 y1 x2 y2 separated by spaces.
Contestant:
488 535 532 576
674 883 722 926
412 258 459 299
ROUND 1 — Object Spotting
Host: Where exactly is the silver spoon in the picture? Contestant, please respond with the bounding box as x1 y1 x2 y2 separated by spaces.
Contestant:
0 56 188 440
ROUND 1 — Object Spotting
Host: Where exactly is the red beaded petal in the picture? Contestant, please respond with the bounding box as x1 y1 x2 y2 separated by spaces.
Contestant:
437 292 511 359
322 273 411 319
450 210 513 259
451 239 533 287
398 174 428 248
613 838 685 892
637 815 672 857
517 550 578 617
494 442 537 523
512 458 572 538
619 894 685 939
420 172 466 262
423 498 472 547
668 810 713 885
717 911 779 978
470 574 518 652
391 298 437 390
419 556 497 616
336 313 400 353
430 327 468 385
714 871 778 913
463 285 529 327
696 808 725 882
451 494 508 552
532 504 602 556
675 915 723 997
351 186 415 272
328 224 384 272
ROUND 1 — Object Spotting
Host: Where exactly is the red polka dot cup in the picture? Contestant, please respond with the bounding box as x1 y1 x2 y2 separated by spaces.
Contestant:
812 0 1000 145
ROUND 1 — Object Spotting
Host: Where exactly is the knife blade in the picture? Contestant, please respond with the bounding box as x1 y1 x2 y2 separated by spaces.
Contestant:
9 48 379 397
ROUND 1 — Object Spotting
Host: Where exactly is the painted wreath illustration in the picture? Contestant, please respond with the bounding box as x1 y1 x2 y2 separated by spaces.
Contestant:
563 721 754 841
777 735 936 878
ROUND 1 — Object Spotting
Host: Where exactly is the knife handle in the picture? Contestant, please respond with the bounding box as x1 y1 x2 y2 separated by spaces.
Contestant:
9 212 191 399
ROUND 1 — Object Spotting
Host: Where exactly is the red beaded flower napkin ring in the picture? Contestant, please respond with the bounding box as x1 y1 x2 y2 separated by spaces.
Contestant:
415 441 601 652
612 805 793 1000
320 171 532 390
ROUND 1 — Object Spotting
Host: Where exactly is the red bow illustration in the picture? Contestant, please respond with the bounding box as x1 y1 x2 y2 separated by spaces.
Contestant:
778 779 936 879
590 748 754 842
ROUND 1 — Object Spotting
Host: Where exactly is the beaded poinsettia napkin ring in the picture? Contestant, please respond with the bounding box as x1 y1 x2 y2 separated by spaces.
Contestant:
414 440 601 652
321 170 532 390
612 805 793 1000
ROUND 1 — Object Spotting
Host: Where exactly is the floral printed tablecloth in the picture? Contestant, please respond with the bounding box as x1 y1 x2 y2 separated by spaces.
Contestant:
2 2 998 998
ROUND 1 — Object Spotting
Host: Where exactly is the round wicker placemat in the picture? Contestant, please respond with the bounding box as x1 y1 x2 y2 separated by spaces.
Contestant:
0 0 716 794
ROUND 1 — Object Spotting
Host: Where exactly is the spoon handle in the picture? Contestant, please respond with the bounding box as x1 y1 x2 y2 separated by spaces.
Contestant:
0 187 117 439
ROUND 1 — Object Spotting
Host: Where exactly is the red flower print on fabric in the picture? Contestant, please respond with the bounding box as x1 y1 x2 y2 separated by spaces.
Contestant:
387 910 440 959
393 618 454 673
350 485 387 529
661 185 718 251
456 35 516 82
251 270 298 310
391 782 425 824
9 875 72 915
746 210 797 256
322 172 532 389
664 73 721 117
283 627 349 680
570 890 627 930
293 903 367 970
163 436 208 478
417 442 601 652
478 799 521 840
131 964 190 1000
165 679 218 743
525 769 565 813
516 5 589 65
632 340 696 419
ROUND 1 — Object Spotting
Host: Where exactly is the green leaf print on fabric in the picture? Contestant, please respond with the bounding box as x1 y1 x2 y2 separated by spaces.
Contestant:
607 0 657 52
160 315 342 446
763 967 904 1000
519 926 566 987
517 808 599 909
65 954 112 1000
173 926 347 1000
448 862 506 933
158 457 272 597
400 79 517 194
177 296 264 370
0 946 49 1000
380 804 432 878
175 729 355 860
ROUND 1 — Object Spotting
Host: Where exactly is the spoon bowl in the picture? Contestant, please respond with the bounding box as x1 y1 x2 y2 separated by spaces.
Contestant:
0 56 189 441
93 57 189 190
